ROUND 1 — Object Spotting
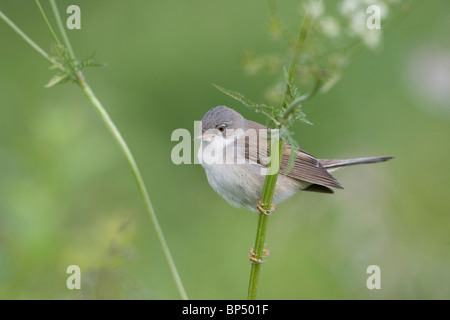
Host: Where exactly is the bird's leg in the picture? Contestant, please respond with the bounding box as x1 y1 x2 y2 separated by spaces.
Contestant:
256 198 276 215
248 248 263 264
249 247 270 264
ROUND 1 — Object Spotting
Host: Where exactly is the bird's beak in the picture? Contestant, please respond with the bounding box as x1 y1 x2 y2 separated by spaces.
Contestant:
194 131 216 141
194 132 203 140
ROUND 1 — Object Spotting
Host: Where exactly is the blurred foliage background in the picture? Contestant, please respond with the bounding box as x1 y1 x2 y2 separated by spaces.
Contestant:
0 0 449 299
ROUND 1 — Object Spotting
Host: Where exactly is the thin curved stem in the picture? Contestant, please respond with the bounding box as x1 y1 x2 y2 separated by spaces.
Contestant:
282 77 322 121
80 82 188 300
1 5 188 299
48 0 188 300
0 10 57 67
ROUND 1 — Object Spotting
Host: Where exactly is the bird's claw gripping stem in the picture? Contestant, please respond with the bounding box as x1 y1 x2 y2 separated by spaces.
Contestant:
256 198 276 215
249 248 270 264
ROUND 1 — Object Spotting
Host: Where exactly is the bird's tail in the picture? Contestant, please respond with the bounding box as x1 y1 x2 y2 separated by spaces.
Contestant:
319 156 394 172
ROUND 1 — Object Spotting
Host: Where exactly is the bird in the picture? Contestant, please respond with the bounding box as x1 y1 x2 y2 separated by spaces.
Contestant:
195 105 393 213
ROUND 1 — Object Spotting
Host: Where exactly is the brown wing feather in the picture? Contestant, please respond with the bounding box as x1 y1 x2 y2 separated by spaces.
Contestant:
280 146 343 189
243 132 343 190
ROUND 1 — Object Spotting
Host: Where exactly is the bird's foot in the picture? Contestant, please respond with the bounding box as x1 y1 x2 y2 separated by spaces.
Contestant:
249 247 270 264
256 199 276 215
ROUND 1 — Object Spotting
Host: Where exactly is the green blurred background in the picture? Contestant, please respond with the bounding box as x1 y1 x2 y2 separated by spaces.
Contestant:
0 0 449 299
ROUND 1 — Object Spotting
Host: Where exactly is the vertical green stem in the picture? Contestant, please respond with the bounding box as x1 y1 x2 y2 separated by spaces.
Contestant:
35 0 60 44
281 7 312 111
49 0 76 60
247 4 313 300
247 139 284 300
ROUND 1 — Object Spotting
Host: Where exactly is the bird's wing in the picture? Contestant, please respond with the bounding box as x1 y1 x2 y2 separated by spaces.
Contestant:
280 146 343 189
243 136 343 190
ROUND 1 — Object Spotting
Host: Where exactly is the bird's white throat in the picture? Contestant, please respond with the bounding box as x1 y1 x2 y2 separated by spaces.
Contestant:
198 134 246 166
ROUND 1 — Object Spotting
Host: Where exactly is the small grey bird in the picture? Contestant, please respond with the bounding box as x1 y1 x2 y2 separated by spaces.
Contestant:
196 106 393 212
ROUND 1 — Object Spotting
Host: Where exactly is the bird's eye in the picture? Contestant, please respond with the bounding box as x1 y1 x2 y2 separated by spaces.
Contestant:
218 126 225 133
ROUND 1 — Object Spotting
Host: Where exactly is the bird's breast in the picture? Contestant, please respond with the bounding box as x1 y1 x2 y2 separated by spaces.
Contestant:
198 138 305 210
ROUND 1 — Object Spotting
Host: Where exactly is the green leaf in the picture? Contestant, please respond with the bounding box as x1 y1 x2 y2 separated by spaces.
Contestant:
48 62 63 70
279 126 300 175
283 66 289 84
213 83 256 107
213 84 280 127
298 114 313 125
44 73 69 88
289 82 301 100
78 51 107 69
284 148 297 175
282 95 313 125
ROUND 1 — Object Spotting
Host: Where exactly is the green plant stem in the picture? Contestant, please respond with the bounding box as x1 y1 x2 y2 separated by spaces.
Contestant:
48 0 188 300
1 5 188 300
35 0 60 44
247 138 284 300
48 0 76 61
0 10 58 67
282 77 322 121
281 7 312 111
247 6 313 300
79 81 188 300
